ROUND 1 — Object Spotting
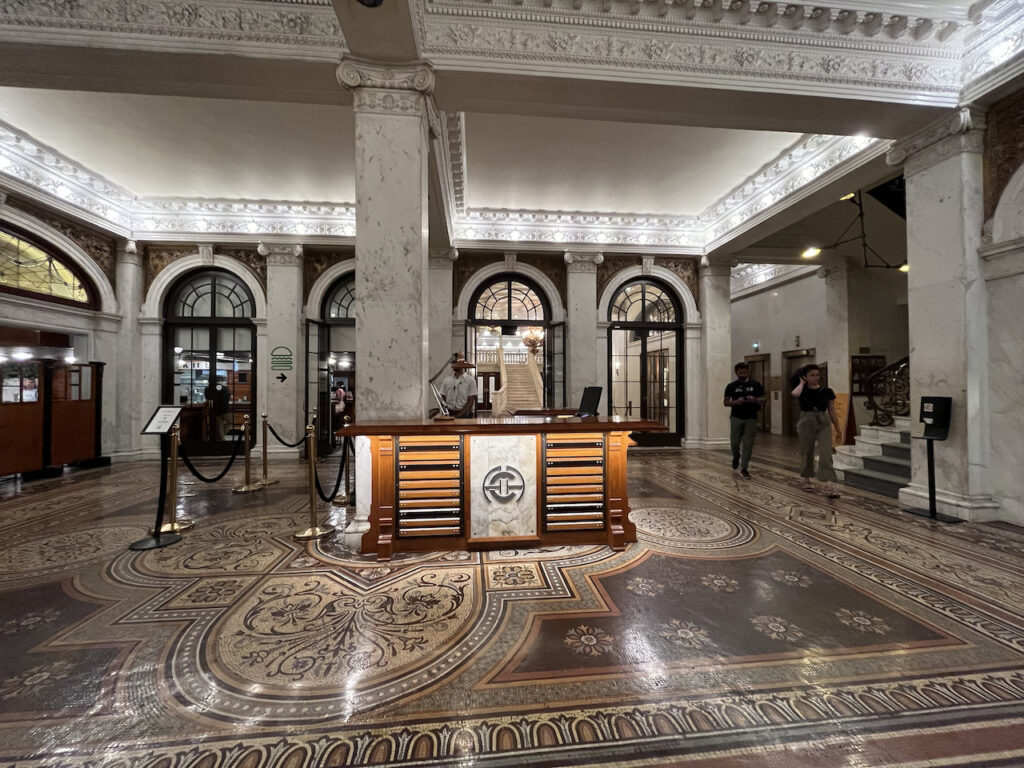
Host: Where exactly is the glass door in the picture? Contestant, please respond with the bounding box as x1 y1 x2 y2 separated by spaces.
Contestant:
609 326 680 446
306 319 330 455
546 322 565 408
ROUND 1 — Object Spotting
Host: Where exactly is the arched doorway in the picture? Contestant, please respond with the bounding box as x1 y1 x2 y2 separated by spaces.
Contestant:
608 278 683 445
310 273 356 453
163 269 256 455
468 274 563 409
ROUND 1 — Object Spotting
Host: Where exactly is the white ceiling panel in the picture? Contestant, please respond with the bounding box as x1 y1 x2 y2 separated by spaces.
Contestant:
464 113 801 217
0 88 355 202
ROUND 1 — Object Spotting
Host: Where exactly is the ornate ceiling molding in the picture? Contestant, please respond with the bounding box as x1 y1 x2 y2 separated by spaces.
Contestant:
416 0 966 104
960 0 1024 101
0 0 345 59
729 262 818 299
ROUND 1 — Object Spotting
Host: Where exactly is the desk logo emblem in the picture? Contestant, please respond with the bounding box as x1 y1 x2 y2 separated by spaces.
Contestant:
482 465 525 504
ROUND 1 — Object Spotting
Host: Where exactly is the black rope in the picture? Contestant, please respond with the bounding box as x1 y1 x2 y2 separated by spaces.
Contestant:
267 422 307 449
178 433 245 483
313 437 351 503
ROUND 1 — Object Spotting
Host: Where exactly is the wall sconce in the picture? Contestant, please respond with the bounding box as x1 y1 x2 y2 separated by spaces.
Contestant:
752 342 759 351
614 360 621 377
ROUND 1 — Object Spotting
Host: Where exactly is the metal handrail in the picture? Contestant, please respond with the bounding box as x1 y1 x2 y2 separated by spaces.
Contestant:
864 355 910 427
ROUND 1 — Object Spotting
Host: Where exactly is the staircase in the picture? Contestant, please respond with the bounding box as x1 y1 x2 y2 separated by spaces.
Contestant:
834 416 911 498
502 364 542 411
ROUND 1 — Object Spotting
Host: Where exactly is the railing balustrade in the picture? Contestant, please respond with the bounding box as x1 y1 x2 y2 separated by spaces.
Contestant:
864 355 910 427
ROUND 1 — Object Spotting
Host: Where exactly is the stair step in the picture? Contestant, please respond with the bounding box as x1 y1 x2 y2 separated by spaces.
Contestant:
858 426 904 443
862 454 911 478
893 416 912 431
842 467 908 499
881 442 910 460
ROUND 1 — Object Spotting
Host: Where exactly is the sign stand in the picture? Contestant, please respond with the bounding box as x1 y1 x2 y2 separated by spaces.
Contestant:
130 406 185 550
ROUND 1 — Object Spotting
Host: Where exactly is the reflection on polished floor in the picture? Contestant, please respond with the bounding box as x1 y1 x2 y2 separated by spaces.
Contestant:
1 447 1023 767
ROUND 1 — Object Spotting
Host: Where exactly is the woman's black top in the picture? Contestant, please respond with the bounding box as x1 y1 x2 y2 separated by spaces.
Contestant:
799 386 835 412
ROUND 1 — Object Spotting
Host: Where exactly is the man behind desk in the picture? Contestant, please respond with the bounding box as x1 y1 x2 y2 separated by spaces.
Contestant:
439 358 477 418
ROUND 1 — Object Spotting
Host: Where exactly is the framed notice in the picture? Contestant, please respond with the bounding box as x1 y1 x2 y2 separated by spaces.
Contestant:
142 406 183 435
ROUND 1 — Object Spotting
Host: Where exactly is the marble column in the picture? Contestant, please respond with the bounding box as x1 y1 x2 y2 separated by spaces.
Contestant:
818 261 850 394
428 247 458 381
564 251 604 408
887 107 998 520
340 57 433 421
139 318 163 460
265 245 305 450
699 262 732 448
113 239 143 458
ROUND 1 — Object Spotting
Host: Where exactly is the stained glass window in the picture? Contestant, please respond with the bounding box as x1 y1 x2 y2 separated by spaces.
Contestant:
610 280 678 324
324 275 356 320
473 277 546 321
170 270 254 318
0 230 90 305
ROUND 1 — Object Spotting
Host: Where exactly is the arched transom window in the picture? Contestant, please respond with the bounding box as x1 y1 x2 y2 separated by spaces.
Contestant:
610 279 678 324
0 229 92 306
323 275 356 321
472 277 547 322
169 269 254 319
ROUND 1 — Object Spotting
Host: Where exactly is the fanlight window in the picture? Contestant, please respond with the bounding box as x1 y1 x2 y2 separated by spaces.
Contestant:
324 275 356 320
170 270 254 318
610 280 678 324
473 279 545 322
0 230 90 305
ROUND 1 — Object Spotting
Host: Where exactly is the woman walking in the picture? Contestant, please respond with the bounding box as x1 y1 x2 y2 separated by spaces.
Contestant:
791 364 842 498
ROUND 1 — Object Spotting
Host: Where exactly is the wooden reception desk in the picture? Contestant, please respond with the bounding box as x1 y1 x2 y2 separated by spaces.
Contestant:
337 416 666 560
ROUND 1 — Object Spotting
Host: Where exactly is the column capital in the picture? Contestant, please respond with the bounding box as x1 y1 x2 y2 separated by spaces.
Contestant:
428 247 458 269
117 239 141 266
564 251 604 273
265 244 303 267
886 105 986 177
338 57 435 94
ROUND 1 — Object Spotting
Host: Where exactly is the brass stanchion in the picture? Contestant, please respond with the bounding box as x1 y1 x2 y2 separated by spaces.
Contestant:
232 414 263 493
294 424 335 541
259 412 278 487
159 423 194 534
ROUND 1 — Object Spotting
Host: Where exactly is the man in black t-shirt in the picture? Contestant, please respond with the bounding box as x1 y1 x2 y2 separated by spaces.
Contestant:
723 362 765 478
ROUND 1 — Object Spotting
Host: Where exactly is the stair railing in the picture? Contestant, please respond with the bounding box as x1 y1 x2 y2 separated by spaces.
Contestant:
491 350 510 415
863 355 910 427
525 352 545 407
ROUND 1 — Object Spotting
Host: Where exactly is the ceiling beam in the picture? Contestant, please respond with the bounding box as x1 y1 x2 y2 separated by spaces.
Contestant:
329 0 419 62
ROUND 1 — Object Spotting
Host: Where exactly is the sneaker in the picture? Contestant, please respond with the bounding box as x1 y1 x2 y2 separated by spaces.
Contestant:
740 469 752 479
731 456 739 470
824 484 840 499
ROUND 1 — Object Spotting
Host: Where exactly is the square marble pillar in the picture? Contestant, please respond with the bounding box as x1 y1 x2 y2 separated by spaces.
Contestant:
819 263 850 394
265 247 305 447
699 263 732 447
352 87 430 421
890 110 998 520
114 240 143 457
564 252 603 408
428 248 457 380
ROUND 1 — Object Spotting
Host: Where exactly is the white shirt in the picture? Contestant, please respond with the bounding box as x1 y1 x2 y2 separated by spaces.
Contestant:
439 372 477 411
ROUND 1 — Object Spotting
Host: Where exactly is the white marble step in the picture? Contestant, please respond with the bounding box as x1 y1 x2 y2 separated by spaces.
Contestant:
857 425 905 443
893 416 911 431
834 447 864 470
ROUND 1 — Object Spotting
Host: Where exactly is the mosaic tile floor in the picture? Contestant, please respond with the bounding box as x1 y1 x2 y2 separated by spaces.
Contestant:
1 447 1023 767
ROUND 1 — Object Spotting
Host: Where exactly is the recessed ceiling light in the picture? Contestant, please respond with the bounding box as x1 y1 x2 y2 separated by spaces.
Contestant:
839 192 855 201
899 263 909 273
801 247 822 259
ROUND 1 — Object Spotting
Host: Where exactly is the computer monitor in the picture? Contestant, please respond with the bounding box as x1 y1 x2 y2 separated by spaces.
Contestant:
575 386 602 417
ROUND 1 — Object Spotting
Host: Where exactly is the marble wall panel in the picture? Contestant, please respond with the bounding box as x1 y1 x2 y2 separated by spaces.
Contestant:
469 435 538 539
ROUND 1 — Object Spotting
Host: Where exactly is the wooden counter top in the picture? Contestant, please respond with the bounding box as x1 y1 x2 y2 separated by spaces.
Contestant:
336 415 667 437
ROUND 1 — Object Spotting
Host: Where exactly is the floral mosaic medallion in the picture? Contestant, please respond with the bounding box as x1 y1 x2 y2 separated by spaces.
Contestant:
771 569 814 588
564 625 613 657
835 608 893 635
0 526 146 581
701 573 740 593
660 619 712 650
1 608 61 635
630 505 755 549
626 576 664 597
751 615 805 642
162 577 259 609
0 660 74 700
486 563 543 590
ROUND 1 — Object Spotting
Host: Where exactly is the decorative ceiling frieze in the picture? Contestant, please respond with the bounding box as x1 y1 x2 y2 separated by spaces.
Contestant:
729 262 817 298
416 0 972 105
0 0 345 58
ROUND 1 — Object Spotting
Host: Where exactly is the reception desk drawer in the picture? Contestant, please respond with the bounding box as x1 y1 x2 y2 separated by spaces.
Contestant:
395 436 464 538
542 434 606 531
